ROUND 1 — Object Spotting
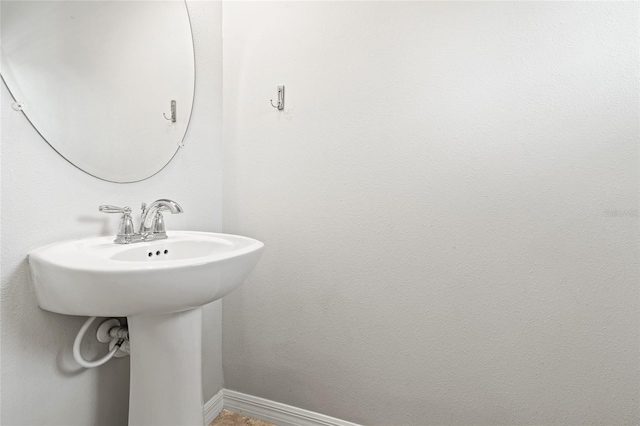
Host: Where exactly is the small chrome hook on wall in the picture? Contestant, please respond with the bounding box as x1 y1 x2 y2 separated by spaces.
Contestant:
270 85 285 110
163 100 176 122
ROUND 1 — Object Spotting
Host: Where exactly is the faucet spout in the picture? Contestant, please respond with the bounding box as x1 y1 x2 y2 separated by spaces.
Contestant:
139 199 183 234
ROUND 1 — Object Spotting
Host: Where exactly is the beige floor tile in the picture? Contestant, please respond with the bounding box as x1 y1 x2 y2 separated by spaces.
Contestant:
209 409 276 426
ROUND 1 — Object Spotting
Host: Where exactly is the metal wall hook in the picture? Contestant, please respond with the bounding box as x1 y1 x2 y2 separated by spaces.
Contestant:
163 100 176 122
270 85 284 110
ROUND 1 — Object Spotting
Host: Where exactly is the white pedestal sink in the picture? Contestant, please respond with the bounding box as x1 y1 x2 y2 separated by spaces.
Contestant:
28 231 264 426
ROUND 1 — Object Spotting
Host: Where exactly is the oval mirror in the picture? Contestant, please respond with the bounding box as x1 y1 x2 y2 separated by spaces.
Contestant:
1 1 195 183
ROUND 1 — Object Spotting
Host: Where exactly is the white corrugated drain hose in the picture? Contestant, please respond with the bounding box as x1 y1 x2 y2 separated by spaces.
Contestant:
73 316 123 368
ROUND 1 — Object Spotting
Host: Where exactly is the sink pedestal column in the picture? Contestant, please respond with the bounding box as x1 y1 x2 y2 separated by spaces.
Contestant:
128 308 204 426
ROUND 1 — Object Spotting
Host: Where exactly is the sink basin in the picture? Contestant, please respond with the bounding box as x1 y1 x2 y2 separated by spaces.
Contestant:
28 231 264 426
29 231 263 317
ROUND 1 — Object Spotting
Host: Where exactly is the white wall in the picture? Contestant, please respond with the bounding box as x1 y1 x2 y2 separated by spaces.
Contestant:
0 2 223 424
222 2 639 424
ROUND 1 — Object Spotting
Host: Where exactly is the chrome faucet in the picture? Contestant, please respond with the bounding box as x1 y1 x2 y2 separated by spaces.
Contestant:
100 199 183 244
139 199 184 238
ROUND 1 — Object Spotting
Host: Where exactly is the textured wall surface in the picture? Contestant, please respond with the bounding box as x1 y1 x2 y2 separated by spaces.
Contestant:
0 2 223 425
222 2 639 424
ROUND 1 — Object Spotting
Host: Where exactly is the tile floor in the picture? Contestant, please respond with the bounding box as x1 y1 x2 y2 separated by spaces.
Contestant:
209 409 275 426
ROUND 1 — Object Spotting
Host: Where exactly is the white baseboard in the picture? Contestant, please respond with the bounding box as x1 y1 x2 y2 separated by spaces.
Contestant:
204 389 224 425
222 389 361 426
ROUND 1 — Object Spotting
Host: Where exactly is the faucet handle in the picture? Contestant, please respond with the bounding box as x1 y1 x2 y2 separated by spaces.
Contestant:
99 205 132 215
99 205 135 244
153 211 166 234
